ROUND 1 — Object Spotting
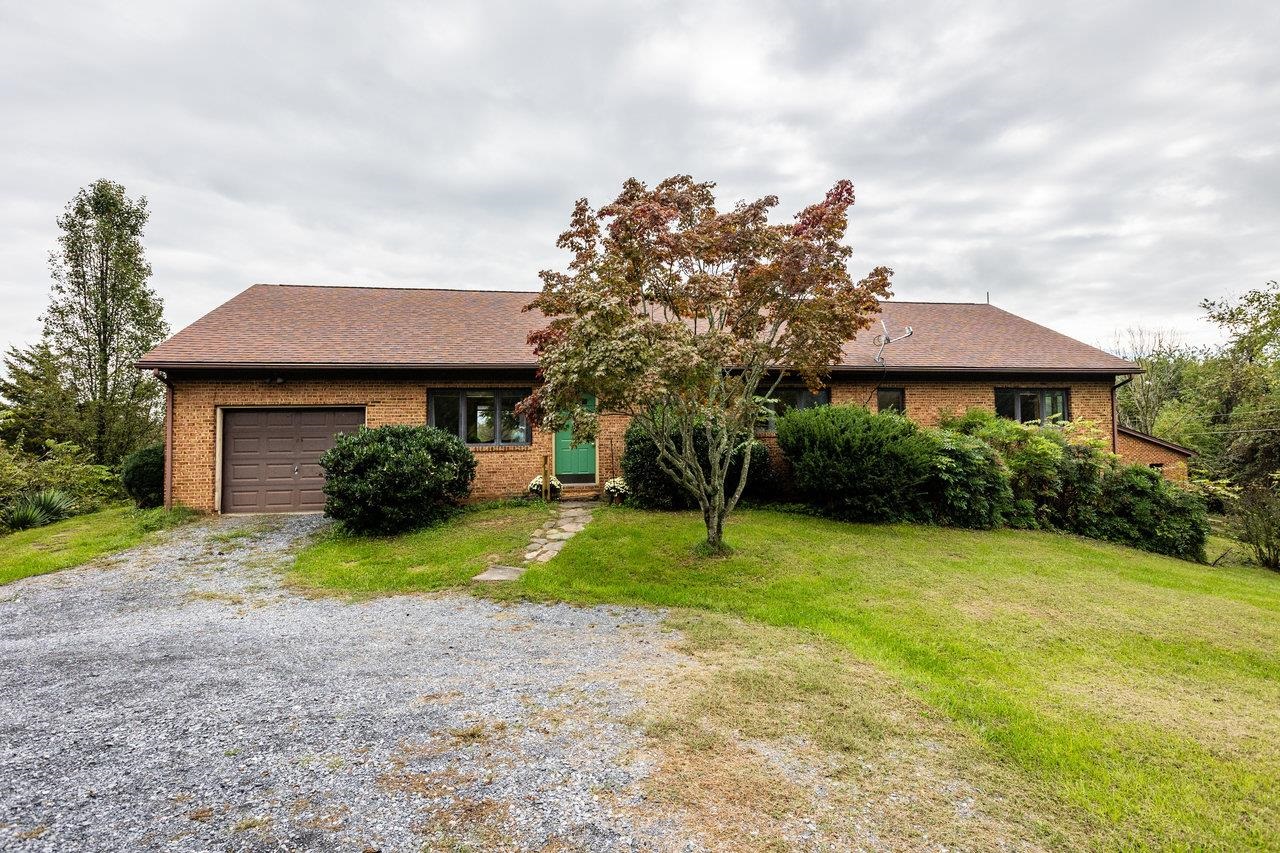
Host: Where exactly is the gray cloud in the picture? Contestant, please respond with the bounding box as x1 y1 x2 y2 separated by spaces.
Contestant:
1 0 1276 352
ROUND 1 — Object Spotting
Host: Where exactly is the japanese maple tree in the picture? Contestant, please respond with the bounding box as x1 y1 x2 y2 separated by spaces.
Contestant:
524 175 892 551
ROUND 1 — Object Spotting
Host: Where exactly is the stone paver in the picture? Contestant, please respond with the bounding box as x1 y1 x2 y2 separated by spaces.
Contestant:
474 500 596 582
473 564 524 581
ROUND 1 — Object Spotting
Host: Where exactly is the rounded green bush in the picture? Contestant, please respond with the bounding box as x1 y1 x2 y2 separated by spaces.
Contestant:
620 422 773 510
319 425 477 535
121 444 165 508
776 404 936 522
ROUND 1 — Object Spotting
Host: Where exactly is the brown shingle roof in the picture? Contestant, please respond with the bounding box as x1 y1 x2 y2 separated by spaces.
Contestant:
1118 426 1196 456
137 284 1139 374
838 301 1139 373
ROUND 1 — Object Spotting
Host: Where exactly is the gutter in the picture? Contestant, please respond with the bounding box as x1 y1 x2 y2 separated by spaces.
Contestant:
135 361 543 372
153 370 174 510
1111 375 1134 454
136 360 1143 375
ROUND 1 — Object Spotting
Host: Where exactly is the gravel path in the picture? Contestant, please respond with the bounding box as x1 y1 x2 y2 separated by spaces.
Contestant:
0 515 692 852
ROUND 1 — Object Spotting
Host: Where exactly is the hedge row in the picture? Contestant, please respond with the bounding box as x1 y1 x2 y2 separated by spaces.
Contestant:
776 406 1208 561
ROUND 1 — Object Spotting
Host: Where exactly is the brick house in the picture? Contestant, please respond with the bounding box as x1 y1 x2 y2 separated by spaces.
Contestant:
1115 426 1195 481
138 284 1175 513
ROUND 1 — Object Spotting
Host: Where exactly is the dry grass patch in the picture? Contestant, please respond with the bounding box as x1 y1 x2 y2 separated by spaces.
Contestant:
630 612 1080 851
184 590 245 606
379 762 512 849
1054 666 1280 757
289 798 349 832
206 518 283 546
232 815 271 832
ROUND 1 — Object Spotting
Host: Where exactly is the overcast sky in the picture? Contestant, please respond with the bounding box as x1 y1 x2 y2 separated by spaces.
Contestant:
2 1 1276 354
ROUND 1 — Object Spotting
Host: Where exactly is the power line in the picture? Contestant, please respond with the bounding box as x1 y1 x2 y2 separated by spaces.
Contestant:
1189 427 1280 435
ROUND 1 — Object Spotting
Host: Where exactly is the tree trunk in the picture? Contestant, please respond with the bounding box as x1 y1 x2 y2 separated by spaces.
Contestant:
701 498 728 552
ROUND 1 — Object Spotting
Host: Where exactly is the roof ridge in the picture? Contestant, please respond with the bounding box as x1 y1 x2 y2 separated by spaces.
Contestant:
255 283 540 295
254 285 992 306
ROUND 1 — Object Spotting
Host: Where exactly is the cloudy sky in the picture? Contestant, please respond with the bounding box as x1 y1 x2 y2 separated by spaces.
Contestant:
1 1 1276 354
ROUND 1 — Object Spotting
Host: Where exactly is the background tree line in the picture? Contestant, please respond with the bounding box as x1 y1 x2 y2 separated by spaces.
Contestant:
1113 279 1279 487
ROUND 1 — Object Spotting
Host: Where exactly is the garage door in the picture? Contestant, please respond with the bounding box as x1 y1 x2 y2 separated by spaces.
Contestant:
220 408 365 513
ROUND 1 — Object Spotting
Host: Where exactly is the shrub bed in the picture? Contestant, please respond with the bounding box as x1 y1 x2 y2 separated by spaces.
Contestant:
1093 465 1209 561
621 422 773 510
777 404 1209 561
1 438 121 532
319 425 476 535
1231 482 1280 569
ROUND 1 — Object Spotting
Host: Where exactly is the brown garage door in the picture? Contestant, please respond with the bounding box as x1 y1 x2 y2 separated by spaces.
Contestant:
220 408 365 513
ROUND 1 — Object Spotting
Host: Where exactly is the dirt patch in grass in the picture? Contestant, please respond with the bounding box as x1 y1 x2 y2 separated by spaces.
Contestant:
627 612 1082 851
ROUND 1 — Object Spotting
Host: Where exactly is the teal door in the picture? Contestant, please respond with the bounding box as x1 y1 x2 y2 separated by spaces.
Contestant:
554 396 597 484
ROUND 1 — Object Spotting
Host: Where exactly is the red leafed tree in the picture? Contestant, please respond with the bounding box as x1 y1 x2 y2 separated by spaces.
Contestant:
524 175 892 551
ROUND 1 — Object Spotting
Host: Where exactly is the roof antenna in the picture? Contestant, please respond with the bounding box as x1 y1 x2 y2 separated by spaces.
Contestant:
873 318 914 364
986 291 990 304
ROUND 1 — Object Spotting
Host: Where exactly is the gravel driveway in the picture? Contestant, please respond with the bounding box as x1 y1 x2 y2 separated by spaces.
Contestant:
0 515 691 852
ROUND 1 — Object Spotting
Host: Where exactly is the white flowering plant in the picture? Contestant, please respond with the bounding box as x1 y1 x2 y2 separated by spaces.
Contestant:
603 476 629 504
528 475 562 499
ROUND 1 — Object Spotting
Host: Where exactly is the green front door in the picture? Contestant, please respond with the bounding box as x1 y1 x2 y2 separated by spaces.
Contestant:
554 396 597 484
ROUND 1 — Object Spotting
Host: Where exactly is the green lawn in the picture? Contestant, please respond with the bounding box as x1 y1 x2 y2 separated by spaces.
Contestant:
0 504 196 586
290 502 553 596
511 506 1280 849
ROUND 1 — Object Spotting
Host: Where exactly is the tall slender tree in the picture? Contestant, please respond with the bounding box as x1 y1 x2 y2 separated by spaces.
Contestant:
41 180 168 464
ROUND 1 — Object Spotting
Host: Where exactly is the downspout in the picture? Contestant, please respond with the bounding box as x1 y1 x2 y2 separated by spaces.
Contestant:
154 370 174 510
1111 376 1133 454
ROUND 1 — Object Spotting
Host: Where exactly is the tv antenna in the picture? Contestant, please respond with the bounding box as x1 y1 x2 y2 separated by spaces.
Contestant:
873 318 913 364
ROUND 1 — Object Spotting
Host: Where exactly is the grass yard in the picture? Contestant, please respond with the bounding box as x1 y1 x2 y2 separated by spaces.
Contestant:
509 506 1280 849
290 502 553 596
0 504 196 586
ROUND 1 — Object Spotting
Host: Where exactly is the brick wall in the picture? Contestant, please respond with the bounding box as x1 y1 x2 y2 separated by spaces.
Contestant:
167 371 1150 512
168 372 557 511
1115 430 1190 480
824 376 1116 429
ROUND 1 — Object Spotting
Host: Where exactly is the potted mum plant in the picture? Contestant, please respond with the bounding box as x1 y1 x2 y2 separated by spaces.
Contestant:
528 474 562 500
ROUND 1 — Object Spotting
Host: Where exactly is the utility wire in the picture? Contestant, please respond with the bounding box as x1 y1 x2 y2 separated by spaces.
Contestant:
1185 427 1280 435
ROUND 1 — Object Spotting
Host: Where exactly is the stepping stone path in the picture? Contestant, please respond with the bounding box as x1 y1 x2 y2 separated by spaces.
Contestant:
473 500 596 582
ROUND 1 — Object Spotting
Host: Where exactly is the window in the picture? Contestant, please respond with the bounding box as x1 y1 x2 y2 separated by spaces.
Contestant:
429 389 531 446
876 387 905 413
995 388 1069 425
761 386 830 429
